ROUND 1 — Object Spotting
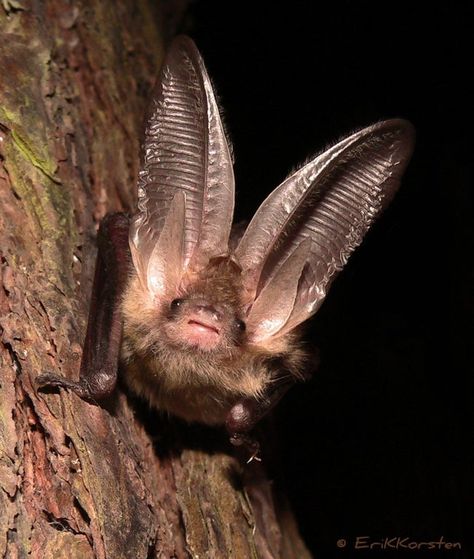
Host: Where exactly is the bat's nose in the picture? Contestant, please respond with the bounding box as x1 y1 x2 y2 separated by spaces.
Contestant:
194 301 222 321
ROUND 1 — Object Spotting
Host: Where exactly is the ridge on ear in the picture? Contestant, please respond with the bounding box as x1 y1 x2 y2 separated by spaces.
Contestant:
236 119 415 341
129 35 235 291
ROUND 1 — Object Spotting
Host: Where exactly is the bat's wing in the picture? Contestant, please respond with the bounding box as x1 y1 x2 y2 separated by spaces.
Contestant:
235 119 415 342
129 36 235 297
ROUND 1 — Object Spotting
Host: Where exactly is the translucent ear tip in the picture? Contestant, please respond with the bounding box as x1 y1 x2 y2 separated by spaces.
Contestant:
395 120 416 161
372 118 416 161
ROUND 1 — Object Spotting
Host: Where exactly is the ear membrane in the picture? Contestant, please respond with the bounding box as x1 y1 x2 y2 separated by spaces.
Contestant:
237 119 415 341
145 192 185 298
129 36 235 290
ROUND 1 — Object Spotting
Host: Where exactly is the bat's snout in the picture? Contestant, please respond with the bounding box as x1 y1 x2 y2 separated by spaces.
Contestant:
192 301 223 322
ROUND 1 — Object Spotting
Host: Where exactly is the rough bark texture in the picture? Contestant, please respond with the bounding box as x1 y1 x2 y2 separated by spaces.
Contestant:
0 2 311 558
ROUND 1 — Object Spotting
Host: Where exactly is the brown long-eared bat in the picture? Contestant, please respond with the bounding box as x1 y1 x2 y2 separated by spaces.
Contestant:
37 36 415 460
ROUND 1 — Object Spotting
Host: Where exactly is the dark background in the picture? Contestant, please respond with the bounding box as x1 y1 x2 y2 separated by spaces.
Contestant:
182 3 472 557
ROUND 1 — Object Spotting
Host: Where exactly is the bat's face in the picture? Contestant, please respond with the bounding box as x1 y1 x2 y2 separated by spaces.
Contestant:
162 293 245 352
158 257 247 354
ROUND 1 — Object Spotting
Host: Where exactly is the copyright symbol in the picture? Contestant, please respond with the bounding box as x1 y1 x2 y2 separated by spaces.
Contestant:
337 539 347 548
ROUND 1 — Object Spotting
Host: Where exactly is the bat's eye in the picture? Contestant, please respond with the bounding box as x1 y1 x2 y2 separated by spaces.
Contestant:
236 319 246 332
170 298 184 310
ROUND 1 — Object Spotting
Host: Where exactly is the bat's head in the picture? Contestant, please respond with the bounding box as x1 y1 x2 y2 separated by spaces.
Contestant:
162 295 244 352
161 257 246 353
125 36 415 369
122 255 249 359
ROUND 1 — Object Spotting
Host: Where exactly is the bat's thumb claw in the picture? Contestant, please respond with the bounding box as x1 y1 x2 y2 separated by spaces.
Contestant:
246 452 262 464
36 372 68 388
36 372 88 398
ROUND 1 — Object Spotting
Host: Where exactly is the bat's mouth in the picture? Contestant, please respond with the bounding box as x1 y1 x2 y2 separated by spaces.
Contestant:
187 319 220 336
183 318 221 351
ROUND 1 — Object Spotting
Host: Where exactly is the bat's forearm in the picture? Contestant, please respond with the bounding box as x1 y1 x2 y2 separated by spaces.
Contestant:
37 213 131 400
79 213 130 391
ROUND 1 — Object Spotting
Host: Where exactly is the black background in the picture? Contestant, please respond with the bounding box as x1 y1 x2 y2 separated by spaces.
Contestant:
183 3 472 558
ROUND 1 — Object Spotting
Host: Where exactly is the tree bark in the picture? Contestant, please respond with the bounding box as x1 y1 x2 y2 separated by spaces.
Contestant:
0 2 312 557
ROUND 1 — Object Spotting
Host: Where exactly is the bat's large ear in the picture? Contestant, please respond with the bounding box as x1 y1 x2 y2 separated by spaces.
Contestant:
129 36 235 295
236 119 415 343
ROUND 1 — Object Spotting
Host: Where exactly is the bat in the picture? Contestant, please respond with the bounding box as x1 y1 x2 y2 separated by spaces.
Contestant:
37 36 415 461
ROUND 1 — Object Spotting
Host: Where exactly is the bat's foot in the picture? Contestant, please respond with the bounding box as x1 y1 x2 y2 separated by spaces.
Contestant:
36 371 114 402
229 433 262 463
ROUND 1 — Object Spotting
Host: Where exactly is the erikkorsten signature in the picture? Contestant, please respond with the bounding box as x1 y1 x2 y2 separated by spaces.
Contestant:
345 535 462 551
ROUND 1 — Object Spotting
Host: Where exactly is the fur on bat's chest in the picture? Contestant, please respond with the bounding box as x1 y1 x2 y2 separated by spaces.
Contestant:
120 349 271 425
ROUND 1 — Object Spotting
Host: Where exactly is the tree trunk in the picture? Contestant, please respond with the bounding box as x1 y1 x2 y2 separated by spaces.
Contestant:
0 2 311 558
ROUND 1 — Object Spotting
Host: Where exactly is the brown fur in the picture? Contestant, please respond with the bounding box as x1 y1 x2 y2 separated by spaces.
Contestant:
121 257 307 425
